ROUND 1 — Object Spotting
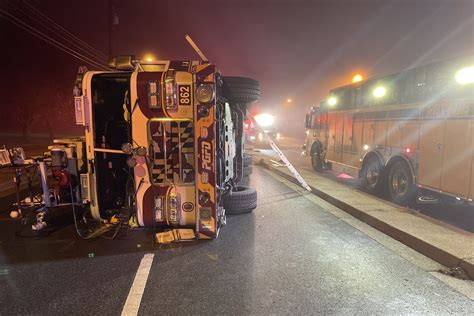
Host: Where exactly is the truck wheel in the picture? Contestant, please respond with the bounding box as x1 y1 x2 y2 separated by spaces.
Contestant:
223 77 260 104
388 160 417 205
310 145 323 172
224 185 257 215
243 165 253 177
361 156 385 193
243 153 252 167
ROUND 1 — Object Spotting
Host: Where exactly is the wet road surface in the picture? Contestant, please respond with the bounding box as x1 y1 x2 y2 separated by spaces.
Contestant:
254 136 474 233
1 166 473 314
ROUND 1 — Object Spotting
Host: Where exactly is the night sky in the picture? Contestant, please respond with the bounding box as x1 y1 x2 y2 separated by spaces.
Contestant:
1 0 473 139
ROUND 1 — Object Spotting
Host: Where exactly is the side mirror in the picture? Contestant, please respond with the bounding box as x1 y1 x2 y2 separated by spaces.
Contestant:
107 56 117 69
115 55 136 70
108 55 136 70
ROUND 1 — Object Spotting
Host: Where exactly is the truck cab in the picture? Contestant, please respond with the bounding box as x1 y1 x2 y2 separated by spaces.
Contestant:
74 56 259 239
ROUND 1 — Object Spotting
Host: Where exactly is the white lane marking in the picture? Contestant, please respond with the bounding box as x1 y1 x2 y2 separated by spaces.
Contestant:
121 253 155 316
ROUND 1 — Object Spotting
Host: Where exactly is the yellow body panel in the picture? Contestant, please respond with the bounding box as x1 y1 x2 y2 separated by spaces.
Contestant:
418 120 445 191
440 120 472 198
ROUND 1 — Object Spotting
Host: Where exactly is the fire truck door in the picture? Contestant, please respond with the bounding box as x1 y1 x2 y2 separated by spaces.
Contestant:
470 120 474 200
418 120 445 191
326 113 336 161
334 113 344 163
440 120 472 198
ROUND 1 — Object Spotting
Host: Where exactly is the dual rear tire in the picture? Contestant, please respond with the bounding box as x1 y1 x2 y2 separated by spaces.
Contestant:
222 77 260 105
388 160 417 205
362 156 417 205
224 185 257 215
243 153 253 177
225 154 256 215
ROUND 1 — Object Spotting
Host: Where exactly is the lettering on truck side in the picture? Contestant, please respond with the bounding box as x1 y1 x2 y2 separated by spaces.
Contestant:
201 141 212 171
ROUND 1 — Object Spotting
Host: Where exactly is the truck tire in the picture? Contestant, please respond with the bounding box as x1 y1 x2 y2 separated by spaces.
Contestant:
388 160 417 205
243 153 252 167
361 155 385 194
243 165 253 177
223 77 260 104
224 185 257 215
310 144 323 172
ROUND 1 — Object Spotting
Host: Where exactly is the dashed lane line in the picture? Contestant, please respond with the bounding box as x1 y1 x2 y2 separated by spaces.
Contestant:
121 253 155 316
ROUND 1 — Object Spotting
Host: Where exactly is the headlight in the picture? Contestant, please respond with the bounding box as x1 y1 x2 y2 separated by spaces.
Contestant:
328 97 337 106
196 84 215 103
127 156 137 168
455 66 474 85
254 113 274 127
121 143 133 154
373 86 386 98
135 146 147 157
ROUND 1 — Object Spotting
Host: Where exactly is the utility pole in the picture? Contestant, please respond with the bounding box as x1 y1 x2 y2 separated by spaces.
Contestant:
107 0 118 57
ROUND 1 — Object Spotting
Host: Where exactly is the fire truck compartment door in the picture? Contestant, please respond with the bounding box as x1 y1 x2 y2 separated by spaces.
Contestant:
440 120 472 198
418 120 445 191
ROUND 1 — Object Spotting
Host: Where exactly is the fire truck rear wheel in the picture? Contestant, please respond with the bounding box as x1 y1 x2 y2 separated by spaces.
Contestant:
310 145 323 172
224 185 257 215
223 77 260 104
362 155 385 193
388 160 417 205
243 153 252 167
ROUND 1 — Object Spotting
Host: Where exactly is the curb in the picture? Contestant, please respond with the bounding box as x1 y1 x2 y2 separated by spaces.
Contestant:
256 158 474 280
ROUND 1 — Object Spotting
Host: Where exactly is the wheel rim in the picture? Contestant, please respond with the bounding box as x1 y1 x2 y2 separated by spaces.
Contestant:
233 186 248 193
391 169 408 196
366 164 379 188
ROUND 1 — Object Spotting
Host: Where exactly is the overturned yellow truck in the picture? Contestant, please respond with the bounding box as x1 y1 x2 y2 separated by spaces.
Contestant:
74 55 259 240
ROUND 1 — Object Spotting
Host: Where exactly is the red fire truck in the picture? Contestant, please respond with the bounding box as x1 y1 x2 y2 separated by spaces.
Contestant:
303 55 474 205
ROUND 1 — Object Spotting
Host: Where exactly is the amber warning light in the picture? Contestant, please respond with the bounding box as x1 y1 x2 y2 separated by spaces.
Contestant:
352 74 363 83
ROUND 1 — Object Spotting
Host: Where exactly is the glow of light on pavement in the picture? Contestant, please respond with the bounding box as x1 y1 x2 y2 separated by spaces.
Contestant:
337 173 354 179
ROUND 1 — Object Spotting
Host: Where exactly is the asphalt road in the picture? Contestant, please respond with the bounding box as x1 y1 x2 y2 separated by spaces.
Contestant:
0 166 473 314
252 136 474 233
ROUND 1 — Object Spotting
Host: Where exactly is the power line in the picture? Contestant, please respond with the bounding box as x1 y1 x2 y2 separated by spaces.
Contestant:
0 9 109 70
22 0 109 60
4 1 108 66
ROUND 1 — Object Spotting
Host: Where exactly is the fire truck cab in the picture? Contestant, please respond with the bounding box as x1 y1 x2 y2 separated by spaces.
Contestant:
74 56 259 240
